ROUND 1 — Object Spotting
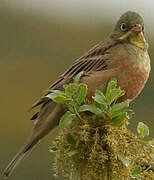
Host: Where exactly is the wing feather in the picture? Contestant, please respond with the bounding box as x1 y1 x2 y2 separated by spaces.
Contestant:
30 38 118 111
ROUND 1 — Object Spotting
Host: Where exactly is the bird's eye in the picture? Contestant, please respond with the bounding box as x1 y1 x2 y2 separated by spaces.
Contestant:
120 23 127 31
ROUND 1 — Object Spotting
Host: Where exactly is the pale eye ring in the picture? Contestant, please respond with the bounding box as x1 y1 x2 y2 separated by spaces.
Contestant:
120 23 127 31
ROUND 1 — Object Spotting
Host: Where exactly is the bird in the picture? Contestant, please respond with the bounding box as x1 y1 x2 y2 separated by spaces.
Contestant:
3 11 151 178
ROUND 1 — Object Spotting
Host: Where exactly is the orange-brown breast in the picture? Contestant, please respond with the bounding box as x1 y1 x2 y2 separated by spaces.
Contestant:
117 59 149 101
83 43 150 102
115 43 150 101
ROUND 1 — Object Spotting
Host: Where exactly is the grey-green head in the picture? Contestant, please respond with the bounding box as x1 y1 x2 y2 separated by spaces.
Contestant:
110 11 148 50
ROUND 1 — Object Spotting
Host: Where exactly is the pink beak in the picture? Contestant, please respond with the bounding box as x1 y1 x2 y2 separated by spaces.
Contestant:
131 24 142 34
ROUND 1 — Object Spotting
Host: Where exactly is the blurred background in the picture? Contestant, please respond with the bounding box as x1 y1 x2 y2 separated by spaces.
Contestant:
0 0 153 180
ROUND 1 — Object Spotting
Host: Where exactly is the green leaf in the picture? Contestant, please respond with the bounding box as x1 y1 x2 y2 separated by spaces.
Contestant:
106 78 117 94
49 89 63 94
150 153 154 159
66 133 76 146
111 99 131 118
93 90 107 104
46 90 64 99
67 104 75 113
75 84 88 105
138 139 149 145
111 112 127 126
106 88 125 105
59 111 76 127
55 137 60 142
92 90 108 111
50 146 58 152
137 122 149 138
78 104 102 117
67 149 79 157
130 165 142 178
53 95 72 103
73 71 84 84
64 83 79 98
46 90 72 103
105 79 126 104
118 154 130 167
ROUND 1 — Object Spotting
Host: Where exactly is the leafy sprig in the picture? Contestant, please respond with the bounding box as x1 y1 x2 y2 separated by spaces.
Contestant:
47 72 153 179
46 74 131 127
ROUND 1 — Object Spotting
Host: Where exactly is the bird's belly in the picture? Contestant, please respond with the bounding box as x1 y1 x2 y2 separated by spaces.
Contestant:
117 60 149 101
83 63 149 102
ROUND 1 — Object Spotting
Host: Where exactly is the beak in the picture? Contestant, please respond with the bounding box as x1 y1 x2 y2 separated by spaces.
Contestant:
131 24 142 34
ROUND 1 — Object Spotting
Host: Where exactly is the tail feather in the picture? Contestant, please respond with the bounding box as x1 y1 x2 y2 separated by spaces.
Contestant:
3 141 36 179
2 103 66 179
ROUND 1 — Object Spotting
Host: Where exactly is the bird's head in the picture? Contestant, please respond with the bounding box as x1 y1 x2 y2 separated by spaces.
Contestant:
110 11 148 50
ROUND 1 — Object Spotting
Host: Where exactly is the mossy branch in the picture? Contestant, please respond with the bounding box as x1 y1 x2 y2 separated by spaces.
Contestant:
46 73 154 180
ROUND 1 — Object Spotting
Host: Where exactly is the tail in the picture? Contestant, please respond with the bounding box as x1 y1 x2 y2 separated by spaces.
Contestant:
3 139 37 179
2 102 66 179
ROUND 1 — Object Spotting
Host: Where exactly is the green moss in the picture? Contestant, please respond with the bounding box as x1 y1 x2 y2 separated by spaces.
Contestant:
52 115 153 180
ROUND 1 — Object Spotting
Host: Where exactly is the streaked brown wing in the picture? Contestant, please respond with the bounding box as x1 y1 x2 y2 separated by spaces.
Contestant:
30 38 118 111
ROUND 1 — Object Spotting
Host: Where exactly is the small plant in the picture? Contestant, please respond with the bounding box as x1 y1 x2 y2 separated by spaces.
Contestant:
47 72 131 127
46 72 154 180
